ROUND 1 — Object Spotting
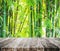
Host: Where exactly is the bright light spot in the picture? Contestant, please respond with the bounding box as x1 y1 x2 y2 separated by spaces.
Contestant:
11 4 14 10
42 27 46 37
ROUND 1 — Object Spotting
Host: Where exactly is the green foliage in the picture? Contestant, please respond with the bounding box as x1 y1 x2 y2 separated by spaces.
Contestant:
26 0 35 6
45 18 52 29
0 0 60 38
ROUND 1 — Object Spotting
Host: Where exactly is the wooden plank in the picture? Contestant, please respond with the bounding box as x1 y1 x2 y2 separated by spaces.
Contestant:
47 38 60 48
44 38 59 51
0 38 10 47
47 38 60 51
18 38 30 51
2 38 23 48
0 38 15 51
0 38 6 41
0 38 9 43
29 38 38 51
39 38 59 51
0 38 15 47
35 38 44 51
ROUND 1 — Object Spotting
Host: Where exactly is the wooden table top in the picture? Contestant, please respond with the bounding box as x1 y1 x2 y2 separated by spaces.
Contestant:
0 38 60 51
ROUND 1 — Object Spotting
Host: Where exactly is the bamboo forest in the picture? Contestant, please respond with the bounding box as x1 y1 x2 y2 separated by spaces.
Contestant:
0 0 60 38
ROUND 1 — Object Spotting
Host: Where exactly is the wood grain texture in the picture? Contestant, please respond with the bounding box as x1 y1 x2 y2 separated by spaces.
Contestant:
0 38 60 51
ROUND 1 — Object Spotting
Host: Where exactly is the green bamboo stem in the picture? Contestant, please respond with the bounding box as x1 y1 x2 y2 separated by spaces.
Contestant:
30 6 33 37
3 0 6 37
35 0 42 37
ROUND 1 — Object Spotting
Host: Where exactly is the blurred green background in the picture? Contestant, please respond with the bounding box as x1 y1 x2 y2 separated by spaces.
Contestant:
0 0 60 38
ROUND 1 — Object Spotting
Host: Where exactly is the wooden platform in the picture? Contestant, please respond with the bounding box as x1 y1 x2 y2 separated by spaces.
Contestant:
0 38 60 51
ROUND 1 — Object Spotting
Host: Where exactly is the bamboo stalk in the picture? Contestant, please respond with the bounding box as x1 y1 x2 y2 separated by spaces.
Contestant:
3 0 7 37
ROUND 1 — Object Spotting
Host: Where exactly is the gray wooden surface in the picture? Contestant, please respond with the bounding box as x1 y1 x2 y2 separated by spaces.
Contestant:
0 38 60 51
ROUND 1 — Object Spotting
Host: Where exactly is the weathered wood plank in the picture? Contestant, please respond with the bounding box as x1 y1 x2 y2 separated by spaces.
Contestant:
0 38 15 47
47 38 60 51
43 38 59 51
0 38 9 43
51 38 60 48
2 38 23 48
0 38 6 41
